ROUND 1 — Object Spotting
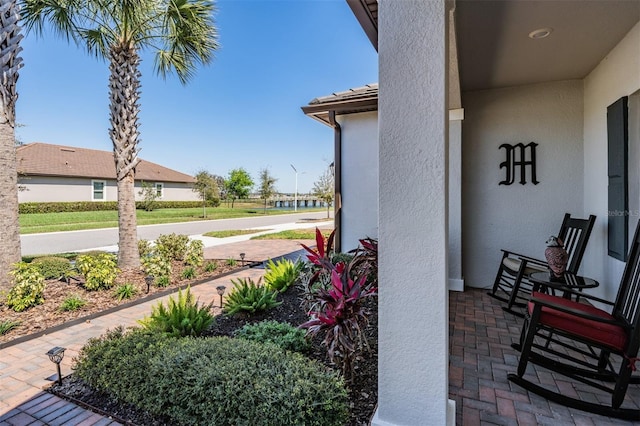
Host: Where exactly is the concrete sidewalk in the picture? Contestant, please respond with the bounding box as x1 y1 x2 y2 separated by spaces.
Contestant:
0 234 321 424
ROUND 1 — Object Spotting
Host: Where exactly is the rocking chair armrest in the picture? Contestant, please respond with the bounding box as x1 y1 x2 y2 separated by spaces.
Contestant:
537 286 615 307
499 250 548 268
530 295 622 326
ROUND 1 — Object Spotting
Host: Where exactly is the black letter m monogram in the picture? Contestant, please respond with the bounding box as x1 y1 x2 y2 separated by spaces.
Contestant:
499 142 539 185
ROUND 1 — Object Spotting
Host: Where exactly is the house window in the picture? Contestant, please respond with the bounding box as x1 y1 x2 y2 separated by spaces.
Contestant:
155 183 164 198
92 180 106 201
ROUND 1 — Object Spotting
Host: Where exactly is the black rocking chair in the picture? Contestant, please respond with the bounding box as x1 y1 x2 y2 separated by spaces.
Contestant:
488 213 596 315
508 219 640 420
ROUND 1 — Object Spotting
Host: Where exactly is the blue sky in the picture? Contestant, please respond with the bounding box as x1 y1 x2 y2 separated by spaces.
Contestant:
16 0 378 194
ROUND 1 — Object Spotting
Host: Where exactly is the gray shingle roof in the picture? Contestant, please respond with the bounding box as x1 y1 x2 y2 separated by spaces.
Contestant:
17 143 195 183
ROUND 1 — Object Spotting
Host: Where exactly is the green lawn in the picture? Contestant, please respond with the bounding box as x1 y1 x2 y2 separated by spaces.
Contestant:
250 228 333 240
203 229 271 238
19 206 323 234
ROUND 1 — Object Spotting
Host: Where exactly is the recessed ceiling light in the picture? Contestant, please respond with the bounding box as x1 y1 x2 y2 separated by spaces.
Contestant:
528 27 553 39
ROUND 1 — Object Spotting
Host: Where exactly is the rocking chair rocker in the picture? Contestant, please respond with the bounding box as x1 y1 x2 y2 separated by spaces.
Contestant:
488 213 596 315
508 219 640 420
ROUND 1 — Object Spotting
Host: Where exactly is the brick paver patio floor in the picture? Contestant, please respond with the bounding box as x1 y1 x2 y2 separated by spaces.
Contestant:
450 289 640 425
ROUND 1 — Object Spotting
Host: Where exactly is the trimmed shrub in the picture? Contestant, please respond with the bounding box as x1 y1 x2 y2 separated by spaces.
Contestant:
30 256 73 280
155 233 189 261
184 239 204 267
138 239 152 258
19 200 213 214
6 262 45 312
224 277 281 315
141 253 172 284
74 329 348 426
235 320 310 353
263 258 303 292
138 287 213 337
76 253 119 290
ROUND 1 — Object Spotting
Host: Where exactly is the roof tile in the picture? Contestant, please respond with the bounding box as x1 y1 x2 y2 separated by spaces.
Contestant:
17 143 195 183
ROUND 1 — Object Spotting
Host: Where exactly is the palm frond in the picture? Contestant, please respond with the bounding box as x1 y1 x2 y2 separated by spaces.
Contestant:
155 0 219 84
21 0 82 41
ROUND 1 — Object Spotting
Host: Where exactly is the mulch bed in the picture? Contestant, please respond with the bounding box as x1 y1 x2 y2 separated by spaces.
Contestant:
48 285 378 426
0 260 244 347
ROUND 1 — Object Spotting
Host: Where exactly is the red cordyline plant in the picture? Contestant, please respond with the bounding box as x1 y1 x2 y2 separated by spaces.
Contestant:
300 229 377 380
349 236 378 287
300 228 336 278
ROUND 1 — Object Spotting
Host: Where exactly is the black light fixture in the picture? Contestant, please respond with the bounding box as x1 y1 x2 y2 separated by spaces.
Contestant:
145 275 154 294
216 285 226 308
240 252 246 266
46 346 65 385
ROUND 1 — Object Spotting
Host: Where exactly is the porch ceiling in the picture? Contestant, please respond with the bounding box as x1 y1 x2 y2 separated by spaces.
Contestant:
348 0 640 92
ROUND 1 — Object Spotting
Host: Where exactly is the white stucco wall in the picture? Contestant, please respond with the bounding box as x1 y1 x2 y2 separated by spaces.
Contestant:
140 182 199 202
462 80 584 288
583 21 640 302
337 110 464 291
17 176 198 203
18 176 118 202
338 111 379 252
375 1 453 425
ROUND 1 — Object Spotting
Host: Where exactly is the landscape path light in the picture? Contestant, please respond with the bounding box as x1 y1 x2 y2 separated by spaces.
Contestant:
240 252 246 266
216 285 226 309
46 346 65 385
145 275 154 294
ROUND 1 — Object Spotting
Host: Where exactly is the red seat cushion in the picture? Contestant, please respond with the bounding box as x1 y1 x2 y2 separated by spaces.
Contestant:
528 292 628 351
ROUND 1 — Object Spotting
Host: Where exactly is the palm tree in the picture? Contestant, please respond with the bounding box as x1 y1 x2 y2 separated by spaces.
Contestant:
0 0 23 292
21 0 219 269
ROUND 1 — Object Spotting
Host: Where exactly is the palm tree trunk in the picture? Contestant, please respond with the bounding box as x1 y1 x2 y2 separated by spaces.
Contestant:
109 44 141 269
0 123 20 291
0 0 22 291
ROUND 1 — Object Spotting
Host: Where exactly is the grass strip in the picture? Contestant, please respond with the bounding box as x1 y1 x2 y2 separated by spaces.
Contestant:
251 228 333 240
203 229 271 238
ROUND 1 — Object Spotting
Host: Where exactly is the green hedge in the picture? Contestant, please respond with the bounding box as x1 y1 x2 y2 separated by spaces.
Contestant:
74 328 348 426
19 201 216 214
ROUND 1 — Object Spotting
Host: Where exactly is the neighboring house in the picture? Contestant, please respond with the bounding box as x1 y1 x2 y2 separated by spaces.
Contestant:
308 2 640 425
17 143 199 203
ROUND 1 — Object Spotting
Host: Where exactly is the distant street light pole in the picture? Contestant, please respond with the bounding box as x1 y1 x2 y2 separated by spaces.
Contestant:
290 164 298 212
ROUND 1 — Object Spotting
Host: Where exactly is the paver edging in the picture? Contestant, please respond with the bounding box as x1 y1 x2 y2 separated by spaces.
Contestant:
40 382 131 426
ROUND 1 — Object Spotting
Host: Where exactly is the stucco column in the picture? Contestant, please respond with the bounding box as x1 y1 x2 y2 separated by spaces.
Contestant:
373 1 453 425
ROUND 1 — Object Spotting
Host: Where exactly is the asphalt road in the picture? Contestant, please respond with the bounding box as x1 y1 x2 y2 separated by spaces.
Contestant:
21 211 330 256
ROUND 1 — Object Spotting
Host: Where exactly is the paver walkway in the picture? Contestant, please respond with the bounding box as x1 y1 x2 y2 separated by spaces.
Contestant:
0 238 314 425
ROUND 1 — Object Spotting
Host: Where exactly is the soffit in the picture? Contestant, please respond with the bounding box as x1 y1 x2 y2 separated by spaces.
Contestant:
347 0 640 92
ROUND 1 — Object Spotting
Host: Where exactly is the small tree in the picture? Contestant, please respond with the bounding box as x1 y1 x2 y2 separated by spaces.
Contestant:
258 167 277 214
226 168 254 208
138 181 159 211
213 174 227 205
192 170 220 217
312 166 334 218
